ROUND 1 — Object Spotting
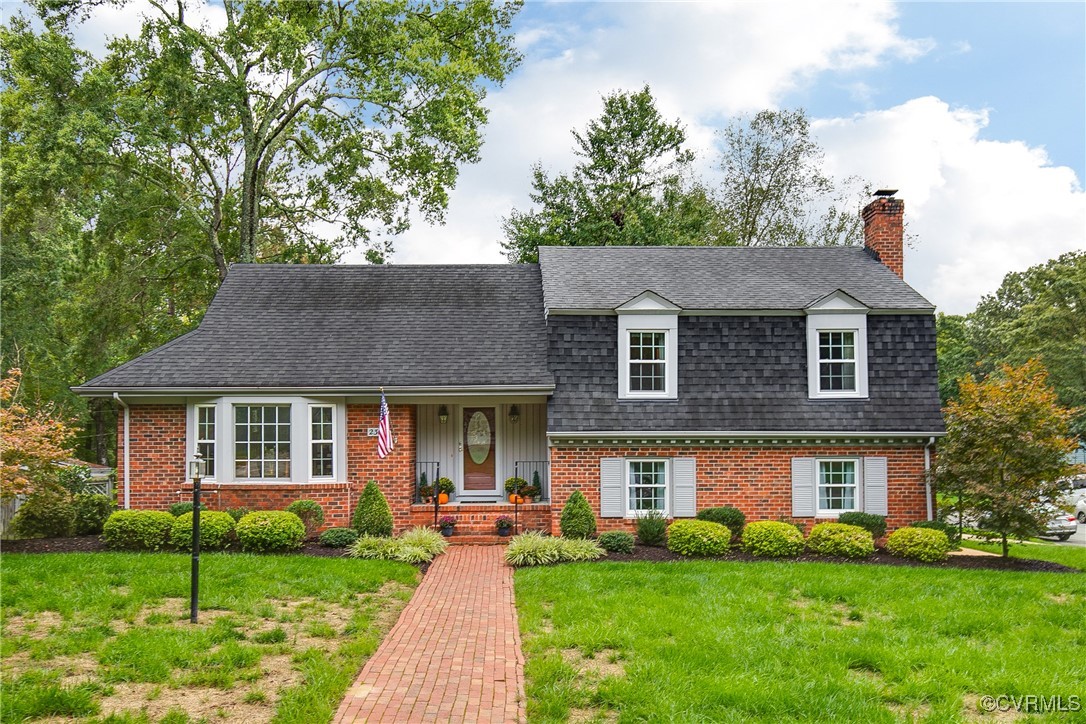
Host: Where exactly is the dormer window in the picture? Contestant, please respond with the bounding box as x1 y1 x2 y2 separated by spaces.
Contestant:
806 290 869 400
616 291 680 400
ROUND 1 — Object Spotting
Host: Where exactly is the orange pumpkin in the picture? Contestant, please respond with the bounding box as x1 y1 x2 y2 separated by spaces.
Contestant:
509 494 525 504
438 492 449 505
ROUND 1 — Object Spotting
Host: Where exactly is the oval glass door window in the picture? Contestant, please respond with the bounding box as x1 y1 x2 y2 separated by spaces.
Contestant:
466 411 492 464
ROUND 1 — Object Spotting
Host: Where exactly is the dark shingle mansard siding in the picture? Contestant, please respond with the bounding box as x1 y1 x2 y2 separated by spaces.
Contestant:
546 314 944 434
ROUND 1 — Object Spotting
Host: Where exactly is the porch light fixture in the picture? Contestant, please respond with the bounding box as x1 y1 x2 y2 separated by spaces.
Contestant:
438 405 449 425
508 405 520 424
188 450 206 624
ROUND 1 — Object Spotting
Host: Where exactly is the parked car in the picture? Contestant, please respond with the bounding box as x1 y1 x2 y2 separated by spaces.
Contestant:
1043 512 1078 541
1076 497 1086 524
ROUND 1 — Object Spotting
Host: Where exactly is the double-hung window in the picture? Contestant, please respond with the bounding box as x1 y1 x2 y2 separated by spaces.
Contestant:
195 405 216 478
817 459 858 514
234 404 292 480
628 331 667 393
310 405 335 478
818 331 857 392
805 295 869 399
628 459 668 516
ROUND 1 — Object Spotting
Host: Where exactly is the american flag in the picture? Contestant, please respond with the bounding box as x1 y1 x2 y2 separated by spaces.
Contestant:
377 392 394 459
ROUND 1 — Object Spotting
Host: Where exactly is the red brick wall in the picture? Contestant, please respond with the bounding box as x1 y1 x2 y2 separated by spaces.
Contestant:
548 444 929 536
407 503 551 534
346 403 416 532
118 404 187 511
863 196 905 278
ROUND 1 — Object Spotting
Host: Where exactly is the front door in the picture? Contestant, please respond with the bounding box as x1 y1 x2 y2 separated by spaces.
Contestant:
462 407 497 494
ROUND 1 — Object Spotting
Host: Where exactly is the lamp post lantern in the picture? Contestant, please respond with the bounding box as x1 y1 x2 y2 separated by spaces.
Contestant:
188 450 207 623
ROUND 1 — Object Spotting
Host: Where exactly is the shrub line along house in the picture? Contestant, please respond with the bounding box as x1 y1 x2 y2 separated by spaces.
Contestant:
74 193 945 536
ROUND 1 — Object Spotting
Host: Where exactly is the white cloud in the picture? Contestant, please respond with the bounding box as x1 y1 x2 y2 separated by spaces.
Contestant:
815 97 1085 314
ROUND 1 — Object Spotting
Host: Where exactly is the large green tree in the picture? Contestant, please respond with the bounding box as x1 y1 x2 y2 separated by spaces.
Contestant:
501 86 728 263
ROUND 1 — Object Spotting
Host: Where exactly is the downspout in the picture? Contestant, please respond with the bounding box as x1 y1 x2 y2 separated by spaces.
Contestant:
924 436 935 521
113 393 131 509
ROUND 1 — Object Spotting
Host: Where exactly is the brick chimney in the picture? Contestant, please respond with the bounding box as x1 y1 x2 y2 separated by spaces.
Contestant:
862 190 904 279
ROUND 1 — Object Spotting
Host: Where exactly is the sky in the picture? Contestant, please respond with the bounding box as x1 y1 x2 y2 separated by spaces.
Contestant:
11 0 1086 314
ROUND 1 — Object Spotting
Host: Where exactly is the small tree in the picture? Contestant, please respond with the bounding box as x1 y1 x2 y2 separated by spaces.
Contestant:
0 368 74 498
936 360 1078 557
353 481 394 538
560 490 597 539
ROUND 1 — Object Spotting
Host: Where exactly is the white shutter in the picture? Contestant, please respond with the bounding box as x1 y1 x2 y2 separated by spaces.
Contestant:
863 456 888 516
600 458 625 518
791 457 816 517
671 458 697 517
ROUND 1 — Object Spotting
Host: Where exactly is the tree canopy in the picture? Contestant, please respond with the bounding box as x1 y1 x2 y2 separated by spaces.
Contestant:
1 369 76 497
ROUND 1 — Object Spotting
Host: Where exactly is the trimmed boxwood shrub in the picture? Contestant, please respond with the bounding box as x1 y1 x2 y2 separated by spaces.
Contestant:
236 511 306 553
225 507 251 522
837 512 887 539
741 521 805 558
807 522 874 559
169 510 236 551
353 481 393 537
696 507 745 537
102 510 176 550
596 530 635 553
560 490 596 539
504 531 604 567
886 526 951 562
635 510 667 546
911 519 961 547
667 520 731 557
11 490 76 538
72 493 115 535
285 499 325 538
168 501 207 517
319 527 360 548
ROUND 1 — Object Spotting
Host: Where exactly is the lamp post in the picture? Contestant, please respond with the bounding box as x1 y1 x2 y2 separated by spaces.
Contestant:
188 450 206 623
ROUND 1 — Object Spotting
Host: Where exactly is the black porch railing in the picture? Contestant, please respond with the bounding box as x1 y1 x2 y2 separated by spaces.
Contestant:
514 461 550 502
415 461 441 504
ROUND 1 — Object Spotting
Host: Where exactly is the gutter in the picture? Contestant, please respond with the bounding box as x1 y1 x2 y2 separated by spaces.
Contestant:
924 435 936 521
113 393 130 510
73 384 557 397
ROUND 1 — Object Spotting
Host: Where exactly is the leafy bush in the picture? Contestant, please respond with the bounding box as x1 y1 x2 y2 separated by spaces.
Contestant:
596 530 635 553
102 510 176 550
11 490 76 538
635 510 667 546
347 527 448 564
353 481 393 537
285 499 325 538
504 477 528 495
741 521 805 558
235 511 306 553
696 507 745 537
72 493 115 535
837 512 887 539
224 507 251 522
56 465 93 494
168 501 207 517
807 522 874 559
169 511 236 551
319 527 360 548
666 519 731 557
560 490 597 539
504 531 604 567
886 526 951 562
911 519 962 548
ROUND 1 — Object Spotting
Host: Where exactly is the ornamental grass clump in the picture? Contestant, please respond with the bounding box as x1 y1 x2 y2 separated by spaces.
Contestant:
504 531 604 567
353 481 393 537
806 522 874 559
886 526 951 562
347 526 448 564
169 510 236 551
740 521 805 558
102 510 176 550
666 519 731 557
596 530 635 553
235 511 306 553
559 490 596 539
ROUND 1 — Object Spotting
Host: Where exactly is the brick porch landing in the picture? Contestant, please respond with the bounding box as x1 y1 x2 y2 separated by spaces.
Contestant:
333 546 525 723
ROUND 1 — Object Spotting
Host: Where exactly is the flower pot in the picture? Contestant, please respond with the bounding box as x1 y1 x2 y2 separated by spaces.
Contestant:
498 527 512 537
441 526 454 537
438 493 450 505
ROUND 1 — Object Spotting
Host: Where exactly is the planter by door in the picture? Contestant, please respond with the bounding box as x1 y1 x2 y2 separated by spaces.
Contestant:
441 526 454 537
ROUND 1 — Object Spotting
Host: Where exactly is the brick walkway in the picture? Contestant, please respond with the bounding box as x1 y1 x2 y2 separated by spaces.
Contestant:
334 546 525 723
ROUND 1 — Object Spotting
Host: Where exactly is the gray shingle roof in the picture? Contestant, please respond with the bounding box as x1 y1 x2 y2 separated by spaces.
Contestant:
76 264 553 391
538 246 934 311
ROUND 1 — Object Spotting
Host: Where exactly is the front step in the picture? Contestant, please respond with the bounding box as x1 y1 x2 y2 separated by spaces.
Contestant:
445 534 513 546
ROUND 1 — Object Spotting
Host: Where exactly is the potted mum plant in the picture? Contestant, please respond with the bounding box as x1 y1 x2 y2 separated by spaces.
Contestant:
438 515 457 537
495 515 514 536
434 477 454 504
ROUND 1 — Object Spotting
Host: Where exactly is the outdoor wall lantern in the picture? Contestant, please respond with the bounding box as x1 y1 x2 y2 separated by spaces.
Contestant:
508 405 520 424
438 405 449 425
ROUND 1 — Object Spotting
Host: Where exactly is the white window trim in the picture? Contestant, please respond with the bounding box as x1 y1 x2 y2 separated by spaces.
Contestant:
308 403 336 481
815 457 862 517
618 314 678 400
806 311 869 399
233 403 294 482
187 397 347 484
194 404 217 482
626 458 670 518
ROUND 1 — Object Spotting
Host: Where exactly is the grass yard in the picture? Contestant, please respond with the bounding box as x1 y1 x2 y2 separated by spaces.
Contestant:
960 541 1086 572
1 552 418 723
516 561 1086 723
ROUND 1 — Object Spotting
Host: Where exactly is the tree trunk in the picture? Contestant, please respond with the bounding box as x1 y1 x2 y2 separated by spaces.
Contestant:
1001 533 1009 558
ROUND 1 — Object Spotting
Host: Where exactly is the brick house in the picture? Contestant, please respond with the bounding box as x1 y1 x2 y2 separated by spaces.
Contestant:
74 193 943 536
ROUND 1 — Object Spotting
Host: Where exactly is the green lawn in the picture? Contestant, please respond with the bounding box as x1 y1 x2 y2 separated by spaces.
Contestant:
515 560 1086 723
1 552 418 723
960 540 1086 571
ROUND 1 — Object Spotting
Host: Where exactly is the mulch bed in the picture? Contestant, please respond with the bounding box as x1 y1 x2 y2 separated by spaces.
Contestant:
599 545 1081 573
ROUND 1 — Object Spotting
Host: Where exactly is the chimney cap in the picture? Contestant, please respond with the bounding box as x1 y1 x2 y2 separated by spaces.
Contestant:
874 188 898 197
